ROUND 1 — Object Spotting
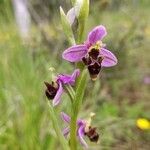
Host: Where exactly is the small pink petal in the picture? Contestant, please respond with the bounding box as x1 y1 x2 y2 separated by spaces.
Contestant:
77 119 86 126
100 48 118 67
61 112 71 123
53 81 63 106
62 127 70 138
58 75 71 84
78 125 88 148
87 25 107 45
58 69 80 85
69 69 80 85
62 45 87 62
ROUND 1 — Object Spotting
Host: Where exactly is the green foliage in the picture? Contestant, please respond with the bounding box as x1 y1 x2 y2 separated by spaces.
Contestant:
75 0 89 43
60 7 75 45
0 0 13 22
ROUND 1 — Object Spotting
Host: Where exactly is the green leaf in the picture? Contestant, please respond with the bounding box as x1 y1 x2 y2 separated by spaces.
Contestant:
70 69 87 150
48 102 70 150
76 0 89 43
74 69 87 113
60 7 76 45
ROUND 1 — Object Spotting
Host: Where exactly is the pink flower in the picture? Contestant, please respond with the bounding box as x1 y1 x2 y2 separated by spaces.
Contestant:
44 69 80 106
62 25 117 80
61 112 99 148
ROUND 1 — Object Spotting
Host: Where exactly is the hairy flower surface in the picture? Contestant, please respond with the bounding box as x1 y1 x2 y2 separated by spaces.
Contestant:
61 112 99 148
62 25 117 80
44 69 80 106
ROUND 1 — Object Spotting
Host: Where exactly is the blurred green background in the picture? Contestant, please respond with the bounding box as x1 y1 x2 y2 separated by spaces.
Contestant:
0 0 150 149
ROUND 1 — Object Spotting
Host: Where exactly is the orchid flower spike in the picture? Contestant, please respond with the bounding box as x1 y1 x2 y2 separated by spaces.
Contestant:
62 25 118 80
44 69 80 106
61 112 99 148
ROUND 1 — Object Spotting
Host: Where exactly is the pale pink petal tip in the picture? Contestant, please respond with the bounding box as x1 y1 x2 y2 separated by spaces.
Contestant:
62 45 87 62
87 25 107 45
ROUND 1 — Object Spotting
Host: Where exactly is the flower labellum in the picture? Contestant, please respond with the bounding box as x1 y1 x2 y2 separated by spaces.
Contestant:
62 25 118 80
84 126 99 142
44 81 59 100
61 112 99 148
44 69 80 106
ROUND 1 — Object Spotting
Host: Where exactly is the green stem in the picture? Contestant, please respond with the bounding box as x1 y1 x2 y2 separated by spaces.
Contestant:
48 102 70 150
67 84 76 99
74 69 87 114
64 84 75 102
70 108 77 150
77 23 85 44
77 0 89 44
70 1 89 148
70 69 87 150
